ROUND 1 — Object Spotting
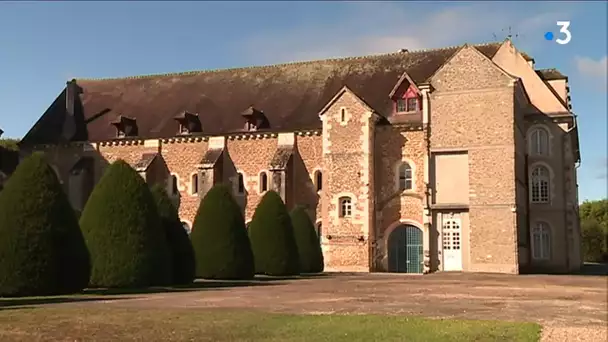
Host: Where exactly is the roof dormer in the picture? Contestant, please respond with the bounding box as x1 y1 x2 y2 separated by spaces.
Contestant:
111 115 138 138
174 111 202 135
241 106 269 131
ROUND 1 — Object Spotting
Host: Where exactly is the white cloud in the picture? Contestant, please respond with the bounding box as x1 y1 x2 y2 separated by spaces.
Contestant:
575 56 608 89
233 2 576 65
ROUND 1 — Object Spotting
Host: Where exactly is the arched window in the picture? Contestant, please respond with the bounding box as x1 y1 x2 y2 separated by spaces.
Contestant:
338 197 352 218
529 127 549 156
531 222 551 260
314 170 322 192
191 173 198 195
170 174 179 196
531 166 550 203
398 162 413 191
237 172 245 194
259 172 268 192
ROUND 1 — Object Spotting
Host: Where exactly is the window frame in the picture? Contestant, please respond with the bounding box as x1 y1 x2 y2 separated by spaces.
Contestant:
530 165 550 203
314 170 323 192
259 171 268 193
406 97 418 112
236 172 245 195
169 174 179 196
398 162 413 191
190 172 199 195
338 197 353 218
396 99 408 113
528 127 550 156
531 222 551 260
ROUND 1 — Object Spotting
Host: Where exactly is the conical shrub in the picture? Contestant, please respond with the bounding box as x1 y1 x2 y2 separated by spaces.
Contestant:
290 206 324 273
0 152 90 296
79 160 171 288
248 191 300 276
150 184 195 284
190 184 254 279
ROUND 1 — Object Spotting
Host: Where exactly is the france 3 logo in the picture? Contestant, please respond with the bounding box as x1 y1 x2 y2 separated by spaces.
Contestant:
544 21 572 45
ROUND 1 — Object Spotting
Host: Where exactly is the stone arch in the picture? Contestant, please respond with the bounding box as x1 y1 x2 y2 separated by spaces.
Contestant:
527 123 554 156
384 220 424 274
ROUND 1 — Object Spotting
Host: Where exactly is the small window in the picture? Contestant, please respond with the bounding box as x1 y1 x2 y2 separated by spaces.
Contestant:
237 172 245 194
406 98 418 112
314 170 322 192
529 128 549 156
179 124 189 135
340 108 346 122
170 175 179 195
531 222 551 260
316 222 322 240
117 130 126 138
531 166 550 203
396 99 407 113
191 173 199 195
259 172 268 192
398 162 413 191
339 197 352 218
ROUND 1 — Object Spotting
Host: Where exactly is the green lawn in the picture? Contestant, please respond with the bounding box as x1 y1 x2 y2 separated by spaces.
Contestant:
0 307 540 341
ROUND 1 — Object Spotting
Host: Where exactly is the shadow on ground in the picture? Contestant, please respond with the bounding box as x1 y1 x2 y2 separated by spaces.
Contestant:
0 296 132 310
81 273 330 296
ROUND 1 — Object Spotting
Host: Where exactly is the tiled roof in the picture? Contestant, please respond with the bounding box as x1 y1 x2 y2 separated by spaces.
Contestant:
22 42 508 145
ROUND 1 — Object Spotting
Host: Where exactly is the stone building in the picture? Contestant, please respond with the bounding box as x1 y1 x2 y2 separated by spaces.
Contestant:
19 39 582 274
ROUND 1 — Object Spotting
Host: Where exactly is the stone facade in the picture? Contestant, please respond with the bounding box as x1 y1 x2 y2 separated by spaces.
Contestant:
18 40 582 274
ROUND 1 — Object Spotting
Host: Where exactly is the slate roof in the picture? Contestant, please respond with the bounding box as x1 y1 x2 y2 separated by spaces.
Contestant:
536 68 568 81
22 42 513 145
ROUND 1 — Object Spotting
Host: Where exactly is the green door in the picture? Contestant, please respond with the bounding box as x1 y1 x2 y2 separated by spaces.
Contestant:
388 225 423 273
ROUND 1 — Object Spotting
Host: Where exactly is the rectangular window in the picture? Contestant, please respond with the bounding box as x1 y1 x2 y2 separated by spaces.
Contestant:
396 99 407 113
406 98 418 112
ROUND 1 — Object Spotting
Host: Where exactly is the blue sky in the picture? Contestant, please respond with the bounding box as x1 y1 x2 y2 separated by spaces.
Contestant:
0 1 606 201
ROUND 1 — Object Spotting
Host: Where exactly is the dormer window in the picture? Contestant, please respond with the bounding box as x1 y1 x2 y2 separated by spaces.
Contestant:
174 111 202 135
111 115 138 138
396 97 419 113
241 106 269 132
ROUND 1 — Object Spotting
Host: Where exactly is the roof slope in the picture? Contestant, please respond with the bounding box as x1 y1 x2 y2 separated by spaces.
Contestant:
22 42 505 144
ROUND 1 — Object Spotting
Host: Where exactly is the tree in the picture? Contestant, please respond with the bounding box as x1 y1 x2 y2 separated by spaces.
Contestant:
79 160 171 288
0 152 90 296
290 206 324 273
150 184 195 284
580 199 608 262
190 184 254 279
248 191 300 276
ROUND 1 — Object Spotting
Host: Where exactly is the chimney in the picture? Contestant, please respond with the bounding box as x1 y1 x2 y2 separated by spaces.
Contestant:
66 79 78 116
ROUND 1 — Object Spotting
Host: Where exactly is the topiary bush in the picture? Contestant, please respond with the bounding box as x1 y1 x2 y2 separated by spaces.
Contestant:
79 160 172 288
0 152 90 296
190 184 254 279
248 191 300 276
290 206 324 274
150 184 195 285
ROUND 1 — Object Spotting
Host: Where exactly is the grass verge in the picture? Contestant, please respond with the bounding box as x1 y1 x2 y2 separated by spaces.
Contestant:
0 307 540 341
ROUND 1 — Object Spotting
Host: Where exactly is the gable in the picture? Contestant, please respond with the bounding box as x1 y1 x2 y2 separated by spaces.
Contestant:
429 45 515 92
492 40 569 115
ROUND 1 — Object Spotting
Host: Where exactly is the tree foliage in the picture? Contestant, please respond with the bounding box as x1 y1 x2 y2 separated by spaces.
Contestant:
0 152 90 296
150 184 195 285
190 184 254 279
248 191 300 276
290 206 324 273
579 199 608 262
79 160 172 288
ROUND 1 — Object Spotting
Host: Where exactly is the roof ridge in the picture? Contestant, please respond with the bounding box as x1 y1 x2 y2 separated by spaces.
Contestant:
76 41 504 82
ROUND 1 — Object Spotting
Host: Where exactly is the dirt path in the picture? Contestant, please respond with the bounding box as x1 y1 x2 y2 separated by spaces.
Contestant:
6 272 608 341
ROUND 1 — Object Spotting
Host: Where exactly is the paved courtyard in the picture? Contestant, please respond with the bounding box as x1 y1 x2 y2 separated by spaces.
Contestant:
4 272 607 341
